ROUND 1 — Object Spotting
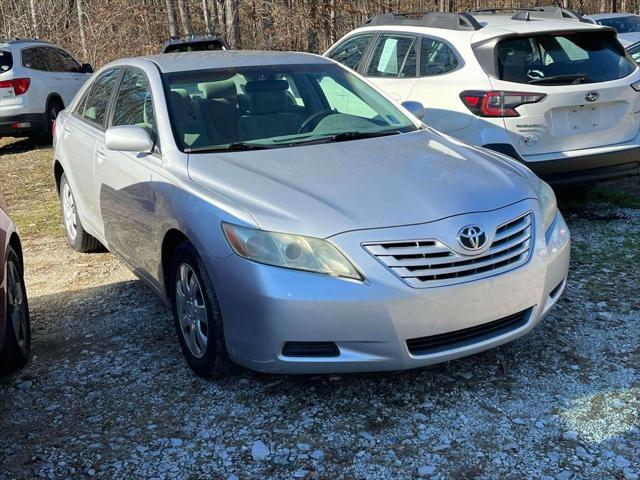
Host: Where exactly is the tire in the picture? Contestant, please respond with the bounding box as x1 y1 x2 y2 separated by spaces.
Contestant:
38 98 63 144
170 241 230 378
59 173 101 253
0 246 31 373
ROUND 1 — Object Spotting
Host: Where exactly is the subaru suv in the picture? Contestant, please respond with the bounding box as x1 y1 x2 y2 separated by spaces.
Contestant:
325 11 640 185
0 39 92 141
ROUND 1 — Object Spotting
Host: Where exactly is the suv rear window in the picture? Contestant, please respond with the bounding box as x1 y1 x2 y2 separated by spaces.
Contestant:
0 50 12 72
496 32 635 85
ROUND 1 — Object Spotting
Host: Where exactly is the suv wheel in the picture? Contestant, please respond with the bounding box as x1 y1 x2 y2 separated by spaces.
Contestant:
0 246 31 372
40 98 63 144
170 241 230 378
59 173 101 252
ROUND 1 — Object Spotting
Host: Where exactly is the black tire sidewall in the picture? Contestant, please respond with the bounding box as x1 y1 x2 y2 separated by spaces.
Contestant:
170 241 225 377
1 246 31 371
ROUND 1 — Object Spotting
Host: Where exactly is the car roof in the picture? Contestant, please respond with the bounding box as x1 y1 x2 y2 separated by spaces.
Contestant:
346 19 611 45
113 50 333 73
585 12 639 20
0 38 52 48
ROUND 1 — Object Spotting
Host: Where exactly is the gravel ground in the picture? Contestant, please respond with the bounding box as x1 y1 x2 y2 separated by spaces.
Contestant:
0 137 638 479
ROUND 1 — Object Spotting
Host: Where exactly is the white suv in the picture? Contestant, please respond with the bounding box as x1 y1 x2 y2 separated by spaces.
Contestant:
0 39 91 141
325 11 640 185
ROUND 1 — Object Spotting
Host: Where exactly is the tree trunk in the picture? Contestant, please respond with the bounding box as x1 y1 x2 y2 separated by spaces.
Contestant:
177 0 192 36
165 0 178 37
29 0 38 37
203 0 212 36
224 0 242 48
76 0 88 62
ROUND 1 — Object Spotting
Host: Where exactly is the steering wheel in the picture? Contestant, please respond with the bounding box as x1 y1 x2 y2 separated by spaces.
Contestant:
298 109 337 134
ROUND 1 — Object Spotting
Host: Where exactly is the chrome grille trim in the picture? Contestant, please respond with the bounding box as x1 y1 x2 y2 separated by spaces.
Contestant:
363 212 534 288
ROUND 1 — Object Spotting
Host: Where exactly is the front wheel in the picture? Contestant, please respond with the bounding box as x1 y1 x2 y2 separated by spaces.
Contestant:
0 246 31 373
59 173 101 252
170 241 230 378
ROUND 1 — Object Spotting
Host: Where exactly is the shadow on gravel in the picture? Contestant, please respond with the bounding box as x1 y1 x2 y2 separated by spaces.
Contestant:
0 137 48 156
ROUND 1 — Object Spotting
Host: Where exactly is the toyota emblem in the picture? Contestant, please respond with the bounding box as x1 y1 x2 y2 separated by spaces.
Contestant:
458 225 488 251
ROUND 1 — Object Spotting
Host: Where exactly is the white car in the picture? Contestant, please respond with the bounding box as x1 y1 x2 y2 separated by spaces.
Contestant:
584 12 640 47
0 39 91 141
325 11 640 186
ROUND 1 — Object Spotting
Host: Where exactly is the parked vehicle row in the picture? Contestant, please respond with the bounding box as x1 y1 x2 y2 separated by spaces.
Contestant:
4 5 639 378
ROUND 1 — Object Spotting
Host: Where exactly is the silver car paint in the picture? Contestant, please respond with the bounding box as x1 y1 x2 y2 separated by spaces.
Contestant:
54 52 570 373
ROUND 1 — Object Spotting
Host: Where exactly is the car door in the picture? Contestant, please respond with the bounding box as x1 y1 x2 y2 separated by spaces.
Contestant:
407 36 473 133
59 68 121 236
97 67 161 275
54 48 90 99
363 33 418 102
40 47 82 107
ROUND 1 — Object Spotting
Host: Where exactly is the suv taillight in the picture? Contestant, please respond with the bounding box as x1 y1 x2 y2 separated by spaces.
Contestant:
460 91 545 117
0 78 31 95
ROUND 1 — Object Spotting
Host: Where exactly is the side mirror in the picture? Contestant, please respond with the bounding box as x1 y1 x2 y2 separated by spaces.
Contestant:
81 63 93 74
401 100 425 120
105 125 154 153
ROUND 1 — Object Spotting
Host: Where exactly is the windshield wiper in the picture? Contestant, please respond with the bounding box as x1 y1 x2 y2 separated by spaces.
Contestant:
285 130 404 146
185 142 277 153
528 74 589 85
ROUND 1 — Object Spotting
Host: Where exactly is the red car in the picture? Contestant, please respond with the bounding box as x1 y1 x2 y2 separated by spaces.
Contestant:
0 189 30 372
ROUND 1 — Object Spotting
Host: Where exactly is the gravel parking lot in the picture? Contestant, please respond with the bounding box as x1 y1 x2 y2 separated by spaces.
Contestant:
0 136 638 480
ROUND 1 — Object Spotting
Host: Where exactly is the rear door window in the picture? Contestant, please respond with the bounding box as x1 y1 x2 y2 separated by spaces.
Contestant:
0 50 12 72
496 32 635 85
21 48 47 71
326 34 373 71
54 48 82 73
80 69 120 128
40 47 65 72
420 37 459 76
366 34 416 77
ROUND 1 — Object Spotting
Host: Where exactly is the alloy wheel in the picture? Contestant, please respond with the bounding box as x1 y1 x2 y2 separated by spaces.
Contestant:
62 182 77 241
175 263 208 359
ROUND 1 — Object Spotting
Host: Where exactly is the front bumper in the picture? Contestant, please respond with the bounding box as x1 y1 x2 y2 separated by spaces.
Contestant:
207 200 570 374
0 113 46 137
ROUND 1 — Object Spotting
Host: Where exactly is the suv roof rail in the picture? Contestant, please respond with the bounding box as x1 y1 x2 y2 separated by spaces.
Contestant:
362 12 482 31
469 6 586 22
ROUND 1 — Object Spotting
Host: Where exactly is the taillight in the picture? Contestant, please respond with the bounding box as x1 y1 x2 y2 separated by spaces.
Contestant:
460 91 545 117
0 78 31 95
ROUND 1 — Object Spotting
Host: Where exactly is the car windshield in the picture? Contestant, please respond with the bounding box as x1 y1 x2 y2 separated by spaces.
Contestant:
597 15 640 33
496 32 636 85
163 63 417 152
0 50 12 73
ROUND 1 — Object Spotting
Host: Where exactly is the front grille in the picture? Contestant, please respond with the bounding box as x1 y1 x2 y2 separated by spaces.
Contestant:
406 309 531 356
282 342 340 358
363 212 533 288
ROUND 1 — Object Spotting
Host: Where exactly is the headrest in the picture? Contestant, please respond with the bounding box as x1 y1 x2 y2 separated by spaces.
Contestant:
249 90 288 115
245 80 289 93
198 80 237 99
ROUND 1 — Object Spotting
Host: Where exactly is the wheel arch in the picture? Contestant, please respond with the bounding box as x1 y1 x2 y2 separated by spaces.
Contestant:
8 232 23 268
53 160 64 196
160 228 191 299
45 93 64 110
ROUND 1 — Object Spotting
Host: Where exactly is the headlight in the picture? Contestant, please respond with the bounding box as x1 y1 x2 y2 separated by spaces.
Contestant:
537 180 558 233
222 223 362 280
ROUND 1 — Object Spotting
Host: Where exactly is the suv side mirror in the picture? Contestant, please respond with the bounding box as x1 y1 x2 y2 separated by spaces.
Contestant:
81 63 93 74
105 125 154 153
401 101 425 120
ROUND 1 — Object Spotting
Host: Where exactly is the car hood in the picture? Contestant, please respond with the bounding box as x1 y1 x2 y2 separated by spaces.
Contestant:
187 130 537 239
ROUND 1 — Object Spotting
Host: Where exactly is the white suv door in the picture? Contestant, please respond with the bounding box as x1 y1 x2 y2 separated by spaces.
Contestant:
39 47 88 107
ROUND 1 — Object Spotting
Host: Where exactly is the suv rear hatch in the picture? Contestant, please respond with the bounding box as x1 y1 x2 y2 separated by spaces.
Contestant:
477 29 640 157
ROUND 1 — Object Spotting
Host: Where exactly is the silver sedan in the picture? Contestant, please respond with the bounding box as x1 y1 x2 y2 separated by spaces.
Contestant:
53 51 570 376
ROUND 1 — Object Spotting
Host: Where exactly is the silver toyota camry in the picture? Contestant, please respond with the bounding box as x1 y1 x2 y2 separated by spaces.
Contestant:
52 51 570 376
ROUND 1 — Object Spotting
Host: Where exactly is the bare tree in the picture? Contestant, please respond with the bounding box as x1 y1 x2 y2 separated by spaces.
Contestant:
29 0 38 37
76 0 88 62
166 0 178 37
203 0 212 35
177 0 193 36
224 0 242 47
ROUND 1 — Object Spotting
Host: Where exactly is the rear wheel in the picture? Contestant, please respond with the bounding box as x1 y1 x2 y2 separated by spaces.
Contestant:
38 98 63 144
170 241 230 378
0 246 31 373
59 173 101 253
